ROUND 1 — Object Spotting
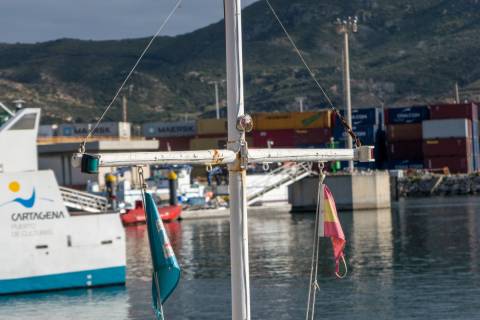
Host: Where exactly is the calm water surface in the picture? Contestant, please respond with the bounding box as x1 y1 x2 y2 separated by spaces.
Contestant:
1 196 479 319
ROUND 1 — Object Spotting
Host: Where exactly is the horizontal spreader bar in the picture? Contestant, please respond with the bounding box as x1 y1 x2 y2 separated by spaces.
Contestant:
74 146 373 170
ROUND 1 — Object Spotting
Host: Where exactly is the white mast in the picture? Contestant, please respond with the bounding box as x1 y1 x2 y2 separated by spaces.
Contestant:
224 0 250 319
76 3 375 319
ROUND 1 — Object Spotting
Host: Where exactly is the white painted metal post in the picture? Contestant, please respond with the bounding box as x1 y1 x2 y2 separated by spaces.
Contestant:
342 31 354 172
224 0 250 319
214 81 220 119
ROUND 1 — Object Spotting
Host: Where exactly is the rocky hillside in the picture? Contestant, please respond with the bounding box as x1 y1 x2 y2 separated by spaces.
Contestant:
1 0 480 123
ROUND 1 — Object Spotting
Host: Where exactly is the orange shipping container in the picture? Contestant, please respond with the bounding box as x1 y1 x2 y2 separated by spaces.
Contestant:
253 111 332 131
387 124 422 142
196 119 228 135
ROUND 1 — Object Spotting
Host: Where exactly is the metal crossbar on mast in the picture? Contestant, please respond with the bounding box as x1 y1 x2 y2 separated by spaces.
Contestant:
75 1 374 319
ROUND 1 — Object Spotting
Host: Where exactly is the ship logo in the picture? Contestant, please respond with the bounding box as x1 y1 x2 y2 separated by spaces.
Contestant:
1 181 39 208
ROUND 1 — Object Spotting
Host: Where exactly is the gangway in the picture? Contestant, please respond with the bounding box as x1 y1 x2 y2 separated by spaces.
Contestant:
246 162 313 206
59 186 108 213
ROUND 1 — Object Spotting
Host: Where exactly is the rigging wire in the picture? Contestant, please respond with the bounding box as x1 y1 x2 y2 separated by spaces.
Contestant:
263 0 362 147
79 0 183 153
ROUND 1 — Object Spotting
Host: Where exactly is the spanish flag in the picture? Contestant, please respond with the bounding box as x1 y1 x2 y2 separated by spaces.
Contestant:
320 185 346 277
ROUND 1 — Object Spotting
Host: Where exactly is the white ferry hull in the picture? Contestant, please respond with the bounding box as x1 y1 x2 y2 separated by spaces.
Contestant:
0 170 126 294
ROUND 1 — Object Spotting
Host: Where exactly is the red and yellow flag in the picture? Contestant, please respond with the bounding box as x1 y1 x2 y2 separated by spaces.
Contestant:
322 185 346 277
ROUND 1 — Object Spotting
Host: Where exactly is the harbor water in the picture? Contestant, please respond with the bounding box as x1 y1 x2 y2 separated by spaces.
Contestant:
1 196 479 319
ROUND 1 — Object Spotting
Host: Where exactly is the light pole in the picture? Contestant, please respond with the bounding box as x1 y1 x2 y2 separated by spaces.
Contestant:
296 96 306 112
122 84 134 123
209 80 225 119
336 16 358 172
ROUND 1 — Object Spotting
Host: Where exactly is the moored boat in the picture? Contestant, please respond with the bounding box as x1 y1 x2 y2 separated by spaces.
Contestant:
0 106 126 294
121 200 182 225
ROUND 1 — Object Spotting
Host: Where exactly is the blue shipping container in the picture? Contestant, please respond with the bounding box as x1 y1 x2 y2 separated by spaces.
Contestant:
473 119 479 171
338 108 382 126
337 160 375 171
385 106 430 124
333 124 377 145
388 160 424 170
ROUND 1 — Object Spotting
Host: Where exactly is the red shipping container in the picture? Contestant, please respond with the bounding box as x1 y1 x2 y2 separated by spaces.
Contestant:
293 128 332 146
388 141 423 161
159 137 191 151
423 138 472 157
424 156 473 174
429 103 478 120
252 129 295 148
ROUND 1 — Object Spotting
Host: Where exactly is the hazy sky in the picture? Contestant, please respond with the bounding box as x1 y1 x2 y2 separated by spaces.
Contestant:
0 0 259 43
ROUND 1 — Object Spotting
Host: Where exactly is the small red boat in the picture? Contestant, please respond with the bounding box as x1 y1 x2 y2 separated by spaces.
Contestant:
121 200 182 226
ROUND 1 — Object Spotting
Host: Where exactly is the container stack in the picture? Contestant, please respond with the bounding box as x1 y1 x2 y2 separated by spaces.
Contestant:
385 106 429 170
59 122 131 139
190 119 228 150
142 121 196 151
422 103 478 173
331 108 383 170
252 111 332 148
332 108 382 147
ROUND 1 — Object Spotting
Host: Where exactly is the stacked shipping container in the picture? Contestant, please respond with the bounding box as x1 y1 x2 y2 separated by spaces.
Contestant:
134 102 480 174
422 103 478 173
143 121 196 151
252 111 332 148
385 106 429 170
190 119 228 150
332 108 381 146
332 108 383 170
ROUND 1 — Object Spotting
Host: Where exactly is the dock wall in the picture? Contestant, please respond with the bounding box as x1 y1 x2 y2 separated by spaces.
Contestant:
289 171 391 212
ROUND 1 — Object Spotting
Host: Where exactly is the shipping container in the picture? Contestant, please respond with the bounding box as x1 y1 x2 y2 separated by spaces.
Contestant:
189 137 228 150
333 124 377 145
338 107 383 126
196 119 228 136
423 138 472 158
38 125 58 137
424 156 473 174
388 160 424 170
429 102 478 120
58 122 131 138
388 141 423 161
143 121 196 138
385 106 430 124
422 119 471 139
252 129 295 148
472 120 479 171
158 137 191 151
253 110 332 131
293 128 332 146
387 124 422 142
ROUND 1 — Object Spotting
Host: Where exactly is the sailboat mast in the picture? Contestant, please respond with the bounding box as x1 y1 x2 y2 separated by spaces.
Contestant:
224 0 251 319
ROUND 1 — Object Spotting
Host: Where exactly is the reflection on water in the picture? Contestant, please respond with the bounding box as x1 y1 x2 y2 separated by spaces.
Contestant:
1 197 480 319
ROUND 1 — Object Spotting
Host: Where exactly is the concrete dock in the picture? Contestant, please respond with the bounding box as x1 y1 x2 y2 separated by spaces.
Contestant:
289 171 391 211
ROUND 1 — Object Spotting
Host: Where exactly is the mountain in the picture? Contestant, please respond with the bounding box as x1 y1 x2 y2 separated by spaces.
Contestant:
1 0 480 124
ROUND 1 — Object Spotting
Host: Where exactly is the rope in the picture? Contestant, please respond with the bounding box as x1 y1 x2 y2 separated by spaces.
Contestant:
263 0 362 148
305 163 325 320
138 166 165 319
79 0 183 153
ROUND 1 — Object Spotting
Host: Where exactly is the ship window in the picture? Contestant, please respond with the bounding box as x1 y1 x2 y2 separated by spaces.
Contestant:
9 113 37 130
